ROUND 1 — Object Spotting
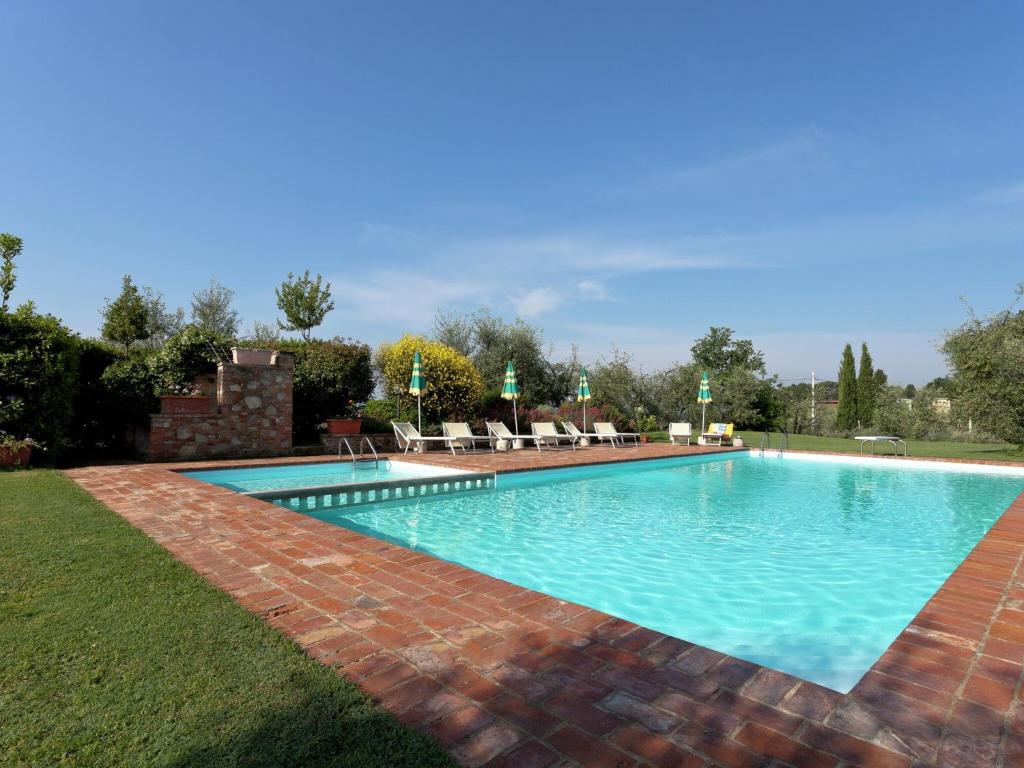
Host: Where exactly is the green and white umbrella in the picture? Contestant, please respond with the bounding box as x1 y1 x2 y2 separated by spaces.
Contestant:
697 370 712 433
577 366 592 433
501 360 520 434
409 351 425 433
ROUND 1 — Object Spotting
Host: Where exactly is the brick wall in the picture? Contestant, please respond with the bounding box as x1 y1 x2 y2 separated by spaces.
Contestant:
148 352 294 460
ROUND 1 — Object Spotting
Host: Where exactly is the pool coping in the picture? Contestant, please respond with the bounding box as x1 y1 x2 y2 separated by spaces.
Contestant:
64 446 1024 768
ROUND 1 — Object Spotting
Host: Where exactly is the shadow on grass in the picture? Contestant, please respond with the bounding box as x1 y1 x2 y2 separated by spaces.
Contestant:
166 691 452 768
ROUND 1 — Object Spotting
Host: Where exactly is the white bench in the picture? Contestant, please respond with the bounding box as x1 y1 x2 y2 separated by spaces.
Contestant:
854 435 908 456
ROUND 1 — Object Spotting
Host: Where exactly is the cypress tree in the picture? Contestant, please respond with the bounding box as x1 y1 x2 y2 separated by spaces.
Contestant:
857 343 876 428
836 343 858 431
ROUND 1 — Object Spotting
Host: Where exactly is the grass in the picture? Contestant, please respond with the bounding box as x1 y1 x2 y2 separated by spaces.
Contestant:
0 470 454 768
648 430 1024 462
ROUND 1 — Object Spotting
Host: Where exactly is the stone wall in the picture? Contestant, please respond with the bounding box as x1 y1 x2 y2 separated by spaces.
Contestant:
148 352 293 460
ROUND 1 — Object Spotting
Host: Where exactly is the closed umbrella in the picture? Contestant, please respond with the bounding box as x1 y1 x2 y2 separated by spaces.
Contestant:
577 366 592 433
697 371 712 434
501 360 520 434
409 351 425 434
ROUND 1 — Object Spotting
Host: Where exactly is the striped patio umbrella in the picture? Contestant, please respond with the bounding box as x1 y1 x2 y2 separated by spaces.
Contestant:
697 370 712 434
409 351 425 433
577 366 592 433
501 360 520 434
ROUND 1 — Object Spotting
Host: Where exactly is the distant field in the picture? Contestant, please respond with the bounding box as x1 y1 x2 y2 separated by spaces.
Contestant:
647 430 1024 462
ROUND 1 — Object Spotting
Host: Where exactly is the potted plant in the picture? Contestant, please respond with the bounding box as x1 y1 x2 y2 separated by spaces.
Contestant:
158 380 212 415
0 433 41 468
231 347 276 366
324 401 362 435
633 411 658 443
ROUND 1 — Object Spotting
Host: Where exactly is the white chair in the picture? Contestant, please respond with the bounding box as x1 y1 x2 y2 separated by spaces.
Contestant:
442 422 491 455
531 422 577 451
391 421 449 454
669 422 692 446
485 421 535 451
561 421 603 446
593 422 640 448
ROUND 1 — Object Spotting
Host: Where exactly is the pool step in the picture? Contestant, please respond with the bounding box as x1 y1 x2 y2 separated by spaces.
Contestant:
245 471 497 511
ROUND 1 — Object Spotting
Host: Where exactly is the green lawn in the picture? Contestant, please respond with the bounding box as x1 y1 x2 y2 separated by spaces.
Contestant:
648 430 1024 462
0 470 454 768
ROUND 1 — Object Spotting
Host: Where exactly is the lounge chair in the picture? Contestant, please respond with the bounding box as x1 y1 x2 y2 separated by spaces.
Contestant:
701 422 734 446
560 421 601 446
442 422 492 455
593 421 640 448
668 422 692 446
391 421 449 454
531 421 578 451
485 421 536 451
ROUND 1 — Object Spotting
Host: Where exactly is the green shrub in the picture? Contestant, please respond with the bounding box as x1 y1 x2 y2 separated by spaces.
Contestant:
375 335 483 424
150 324 225 392
360 398 416 433
66 340 123 457
0 304 81 457
283 339 374 442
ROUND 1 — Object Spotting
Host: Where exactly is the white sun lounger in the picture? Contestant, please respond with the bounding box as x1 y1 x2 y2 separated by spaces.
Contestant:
442 422 492 455
668 422 692 446
593 421 640 448
485 421 536 451
531 421 578 451
560 421 602 445
392 421 449 454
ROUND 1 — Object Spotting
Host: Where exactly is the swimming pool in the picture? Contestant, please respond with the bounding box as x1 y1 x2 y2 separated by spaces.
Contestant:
294 452 1024 692
182 459 467 493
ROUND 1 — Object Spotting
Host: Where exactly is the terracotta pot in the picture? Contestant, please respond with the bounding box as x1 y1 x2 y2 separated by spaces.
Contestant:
0 445 31 467
160 395 212 415
326 418 362 435
231 347 276 365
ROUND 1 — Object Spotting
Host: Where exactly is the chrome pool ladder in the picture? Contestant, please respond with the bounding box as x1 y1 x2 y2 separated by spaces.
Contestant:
758 429 788 458
337 436 385 469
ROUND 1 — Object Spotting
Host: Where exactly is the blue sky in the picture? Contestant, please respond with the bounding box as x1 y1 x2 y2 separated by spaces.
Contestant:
3 2 1022 384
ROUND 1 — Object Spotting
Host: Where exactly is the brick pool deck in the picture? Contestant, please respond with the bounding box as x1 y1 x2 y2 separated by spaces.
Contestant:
65 445 1024 768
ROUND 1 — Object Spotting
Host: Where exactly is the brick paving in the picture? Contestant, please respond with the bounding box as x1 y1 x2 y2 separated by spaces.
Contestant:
64 445 1024 768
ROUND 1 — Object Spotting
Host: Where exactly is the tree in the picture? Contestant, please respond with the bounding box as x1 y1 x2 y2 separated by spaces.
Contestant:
873 368 888 388
903 384 917 399
0 232 23 313
691 327 766 377
275 271 334 341
857 342 876 428
375 335 483 425
942 284 1024 448
191 279 239 338
284 339 375 441
242 320 280 346
836 343 858 431
140 286 185 349
590 348 652 418
434 309 552 405
101 275 151 354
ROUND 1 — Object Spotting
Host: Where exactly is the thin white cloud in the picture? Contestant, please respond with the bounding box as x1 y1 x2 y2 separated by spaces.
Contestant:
622 126 833 195
978 181 1024 205
513 287 562 316
327 271 489 329
577 279 611 301
444 235 746 274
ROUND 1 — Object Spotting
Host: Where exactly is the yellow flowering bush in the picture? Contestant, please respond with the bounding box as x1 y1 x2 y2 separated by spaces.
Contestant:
375 335 483 424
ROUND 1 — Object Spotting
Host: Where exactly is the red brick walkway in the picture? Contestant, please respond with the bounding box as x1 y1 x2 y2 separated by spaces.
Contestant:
65 447 1024 768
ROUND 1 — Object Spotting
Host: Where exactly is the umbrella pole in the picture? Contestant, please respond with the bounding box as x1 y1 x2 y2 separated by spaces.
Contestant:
701 403 706 434
583 402 587 434
512 399 519 434
417 396 422 435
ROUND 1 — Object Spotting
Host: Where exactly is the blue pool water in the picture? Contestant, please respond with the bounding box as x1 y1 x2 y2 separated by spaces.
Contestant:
297 453 1024 691
182 460 461 493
